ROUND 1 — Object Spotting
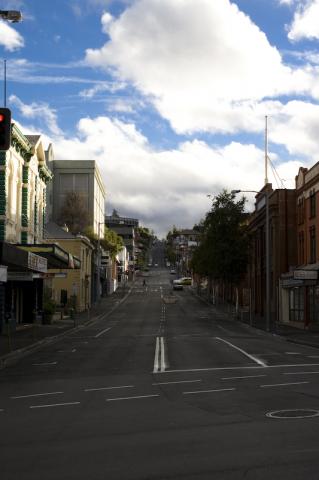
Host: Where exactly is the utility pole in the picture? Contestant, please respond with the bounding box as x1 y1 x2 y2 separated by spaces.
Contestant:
265 116 270 332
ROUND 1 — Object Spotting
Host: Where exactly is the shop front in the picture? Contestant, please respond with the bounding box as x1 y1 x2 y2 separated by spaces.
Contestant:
280 268 319 329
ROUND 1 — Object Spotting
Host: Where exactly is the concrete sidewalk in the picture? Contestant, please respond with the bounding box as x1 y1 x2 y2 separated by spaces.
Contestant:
192 287 319 350
0 282 132 365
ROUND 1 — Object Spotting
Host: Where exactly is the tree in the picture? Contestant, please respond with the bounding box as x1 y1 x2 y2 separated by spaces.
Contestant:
191 190 249 284
58 191 89 235
84 225 124 259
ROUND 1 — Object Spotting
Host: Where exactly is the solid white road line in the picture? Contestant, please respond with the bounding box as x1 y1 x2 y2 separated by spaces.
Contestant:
215 337 267 367
152 380 202 386
84 385 134 392
32 362 57 366
183 388 236 395
95 327 112 338
221 375 267 380
30 402 80 409
11 391 64 399
157 363 319 374
260 381 309 388
283 371 319 375
106 394 159 402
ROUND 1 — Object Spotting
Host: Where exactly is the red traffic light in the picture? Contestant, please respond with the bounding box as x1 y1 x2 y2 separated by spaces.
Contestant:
0 108 11 151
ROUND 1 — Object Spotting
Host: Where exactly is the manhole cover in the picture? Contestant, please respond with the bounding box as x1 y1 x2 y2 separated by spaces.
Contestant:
266 409 319 419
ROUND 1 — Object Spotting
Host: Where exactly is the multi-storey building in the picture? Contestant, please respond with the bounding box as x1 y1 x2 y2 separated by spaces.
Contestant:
47 159 106 239
0 127 76 332
280 165 319 329
247 184 297 329
46 159 106 302
105 210 139 268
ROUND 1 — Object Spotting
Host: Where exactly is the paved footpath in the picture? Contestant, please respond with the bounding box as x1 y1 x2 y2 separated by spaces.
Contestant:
0 283 132 367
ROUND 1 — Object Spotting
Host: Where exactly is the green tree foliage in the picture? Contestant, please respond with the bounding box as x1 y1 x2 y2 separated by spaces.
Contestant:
191 190 248 283
84 225 123 259
135 226 154 267
165 226 181 263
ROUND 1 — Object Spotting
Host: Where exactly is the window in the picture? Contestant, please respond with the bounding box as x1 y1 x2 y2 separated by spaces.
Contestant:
310 226 316 263
298 231 305 265
297 198 305 224
289 287 304 323
310 190 316 218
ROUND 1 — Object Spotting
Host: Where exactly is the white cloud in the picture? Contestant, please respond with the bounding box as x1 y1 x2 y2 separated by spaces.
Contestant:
85 0 313 135
21 113 300 237
288 0 319 41
9 95 62 136
0 19 24 51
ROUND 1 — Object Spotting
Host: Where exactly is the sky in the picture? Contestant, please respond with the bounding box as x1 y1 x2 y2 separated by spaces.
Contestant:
1 0 319 237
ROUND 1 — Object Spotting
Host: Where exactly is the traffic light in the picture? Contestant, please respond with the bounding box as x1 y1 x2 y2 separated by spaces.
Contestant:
0 108 11 151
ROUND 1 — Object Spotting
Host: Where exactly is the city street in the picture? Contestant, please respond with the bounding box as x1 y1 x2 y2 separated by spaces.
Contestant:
2 267 319 479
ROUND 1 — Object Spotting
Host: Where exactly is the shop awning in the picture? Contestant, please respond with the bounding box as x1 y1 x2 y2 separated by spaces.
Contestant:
0 242 47 272
17 244 81 269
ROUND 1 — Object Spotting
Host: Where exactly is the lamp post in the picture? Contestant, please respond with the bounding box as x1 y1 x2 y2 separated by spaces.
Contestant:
231 189 270 332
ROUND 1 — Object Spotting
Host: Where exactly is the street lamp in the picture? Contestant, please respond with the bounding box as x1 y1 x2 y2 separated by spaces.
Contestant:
0 10 22 22
231 189 270 332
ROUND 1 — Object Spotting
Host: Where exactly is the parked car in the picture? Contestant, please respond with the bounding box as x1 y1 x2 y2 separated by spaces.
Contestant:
170 269 176 274
174 277 192 286
173 282 183 290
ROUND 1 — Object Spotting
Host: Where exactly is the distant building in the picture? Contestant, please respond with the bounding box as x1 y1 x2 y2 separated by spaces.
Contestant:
47 159 106 238
105 210 139 267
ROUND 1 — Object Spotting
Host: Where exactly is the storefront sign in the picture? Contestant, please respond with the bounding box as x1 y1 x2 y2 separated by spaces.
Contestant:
8 272 33 282
32 272 67 279
293 270 318 280
28 252 47 273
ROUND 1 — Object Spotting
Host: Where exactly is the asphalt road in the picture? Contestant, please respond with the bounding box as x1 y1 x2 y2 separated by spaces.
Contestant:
2 267 319 479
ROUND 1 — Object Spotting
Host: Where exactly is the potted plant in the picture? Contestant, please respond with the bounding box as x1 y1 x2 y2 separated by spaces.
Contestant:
42 298 56 324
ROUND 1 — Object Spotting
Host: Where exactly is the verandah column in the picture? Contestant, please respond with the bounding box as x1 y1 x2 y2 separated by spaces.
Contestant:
21 163 29 244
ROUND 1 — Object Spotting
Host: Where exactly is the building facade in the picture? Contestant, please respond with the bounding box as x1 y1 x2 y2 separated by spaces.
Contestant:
0 127 53 331
280 164 319 329
47 159 106 239
247 184 297 328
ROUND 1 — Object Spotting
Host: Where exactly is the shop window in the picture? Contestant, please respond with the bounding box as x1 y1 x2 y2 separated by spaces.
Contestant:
309 286 319 325
289 287 304 323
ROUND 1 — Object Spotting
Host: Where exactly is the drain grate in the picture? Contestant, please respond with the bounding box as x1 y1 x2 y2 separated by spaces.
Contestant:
266 409 319 419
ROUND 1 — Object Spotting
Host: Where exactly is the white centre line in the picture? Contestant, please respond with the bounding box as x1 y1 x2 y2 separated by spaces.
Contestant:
30 402 80 409
152 380 202 386
84 385 134 392
153 337 160 373
221 375 267 380
215 337 267 367
183 388 236 395
260 381 309 388
106 394 159 402
32 362 57 366
160 337 166 372
11 391 64 399
95 327 112 338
